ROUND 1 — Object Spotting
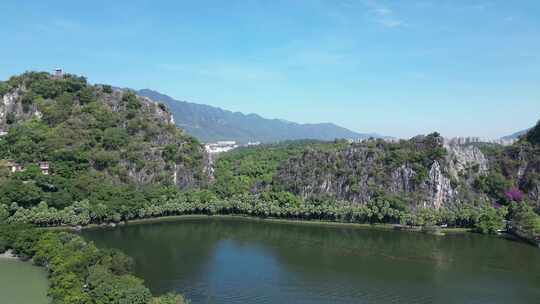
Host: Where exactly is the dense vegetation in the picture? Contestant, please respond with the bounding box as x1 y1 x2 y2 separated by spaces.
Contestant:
210 132 540 238
0 72 207 210
0 71 539 303
0 225 188 304
0 72 210 303
3 73 536 238
276 133 450 204
212 140 348 197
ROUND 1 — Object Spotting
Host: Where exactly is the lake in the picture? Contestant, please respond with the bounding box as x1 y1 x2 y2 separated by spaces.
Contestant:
82 217 540 304
0 258 49 304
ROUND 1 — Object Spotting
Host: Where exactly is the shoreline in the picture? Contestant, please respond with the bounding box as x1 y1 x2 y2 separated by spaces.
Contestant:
46 213 534 245
0 249 17 260
78 213 473 235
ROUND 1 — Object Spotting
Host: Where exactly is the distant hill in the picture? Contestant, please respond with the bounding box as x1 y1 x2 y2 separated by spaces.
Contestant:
501 129 530 141
137 89 380 143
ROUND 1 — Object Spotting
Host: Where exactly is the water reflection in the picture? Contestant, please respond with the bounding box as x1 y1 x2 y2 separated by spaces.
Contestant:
83 217 540 304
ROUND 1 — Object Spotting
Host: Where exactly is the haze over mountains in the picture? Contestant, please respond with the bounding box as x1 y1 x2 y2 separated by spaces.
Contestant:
137 89 380 144
501 129 531 141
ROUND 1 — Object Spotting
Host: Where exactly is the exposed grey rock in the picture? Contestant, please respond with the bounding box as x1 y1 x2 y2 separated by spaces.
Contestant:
444 141 488 180
276 137 490 209
1 90 42 129
426 161 454 209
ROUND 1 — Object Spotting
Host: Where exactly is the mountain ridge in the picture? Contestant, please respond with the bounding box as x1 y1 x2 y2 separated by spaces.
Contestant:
136 89 381 143
501 128 530 141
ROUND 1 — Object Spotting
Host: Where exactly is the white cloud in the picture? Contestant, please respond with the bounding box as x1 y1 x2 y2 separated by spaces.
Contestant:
363 0 404 28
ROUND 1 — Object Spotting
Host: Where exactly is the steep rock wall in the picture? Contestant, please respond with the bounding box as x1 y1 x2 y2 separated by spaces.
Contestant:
275 137 488 209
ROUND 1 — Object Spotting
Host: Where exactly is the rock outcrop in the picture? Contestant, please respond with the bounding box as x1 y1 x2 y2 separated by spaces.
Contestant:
0 72 210 190
1 90 42 131
275 135 489 209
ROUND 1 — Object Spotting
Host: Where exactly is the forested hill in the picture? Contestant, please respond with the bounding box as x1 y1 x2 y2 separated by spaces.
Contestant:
216 128 540 210
213 127 540 237
0 71 537 241
137 89 379 143
0 72 209 209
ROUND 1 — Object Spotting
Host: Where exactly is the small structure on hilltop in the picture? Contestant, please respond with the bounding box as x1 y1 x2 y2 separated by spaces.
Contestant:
54 68 63 78
4 160 24 173
39 161 50 175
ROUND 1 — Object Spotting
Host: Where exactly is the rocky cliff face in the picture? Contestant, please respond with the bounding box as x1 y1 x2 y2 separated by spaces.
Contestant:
95 89 211 189
1 90 42 131
445 141 489 178
275 135 489 209
498 144 540 206
0 72 210 190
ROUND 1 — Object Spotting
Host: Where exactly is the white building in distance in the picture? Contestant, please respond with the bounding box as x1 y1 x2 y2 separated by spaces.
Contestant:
205 141 239 154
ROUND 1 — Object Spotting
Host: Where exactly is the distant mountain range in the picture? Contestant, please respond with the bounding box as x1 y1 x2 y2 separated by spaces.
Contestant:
501 129 530 141
137 89 380 143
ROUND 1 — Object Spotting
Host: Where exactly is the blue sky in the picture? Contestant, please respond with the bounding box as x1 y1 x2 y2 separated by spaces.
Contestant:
1 0 539 138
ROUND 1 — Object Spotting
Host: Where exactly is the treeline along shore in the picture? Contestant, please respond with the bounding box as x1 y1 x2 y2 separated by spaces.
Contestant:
1 71 539 303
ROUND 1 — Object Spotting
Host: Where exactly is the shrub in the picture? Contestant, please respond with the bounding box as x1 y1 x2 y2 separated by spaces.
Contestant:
102 85 113 94
102 128 129 150
0 81 8 96
21 91 36 112
505 187 524 202
78 87 95 104
524 120 540 146
122 91 141 111
475 206 507 234
92 150 120 170
512 203 540 237
151 293 190 304
6 112 16 124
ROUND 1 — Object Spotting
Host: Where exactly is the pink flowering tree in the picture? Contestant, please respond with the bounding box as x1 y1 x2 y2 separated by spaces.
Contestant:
505 187 524 202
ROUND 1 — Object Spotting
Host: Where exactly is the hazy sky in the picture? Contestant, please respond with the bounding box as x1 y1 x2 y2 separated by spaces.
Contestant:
1 0 539 138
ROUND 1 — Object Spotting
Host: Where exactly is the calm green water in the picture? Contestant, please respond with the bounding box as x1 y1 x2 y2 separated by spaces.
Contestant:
82 217 540 304
0 258 49 304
